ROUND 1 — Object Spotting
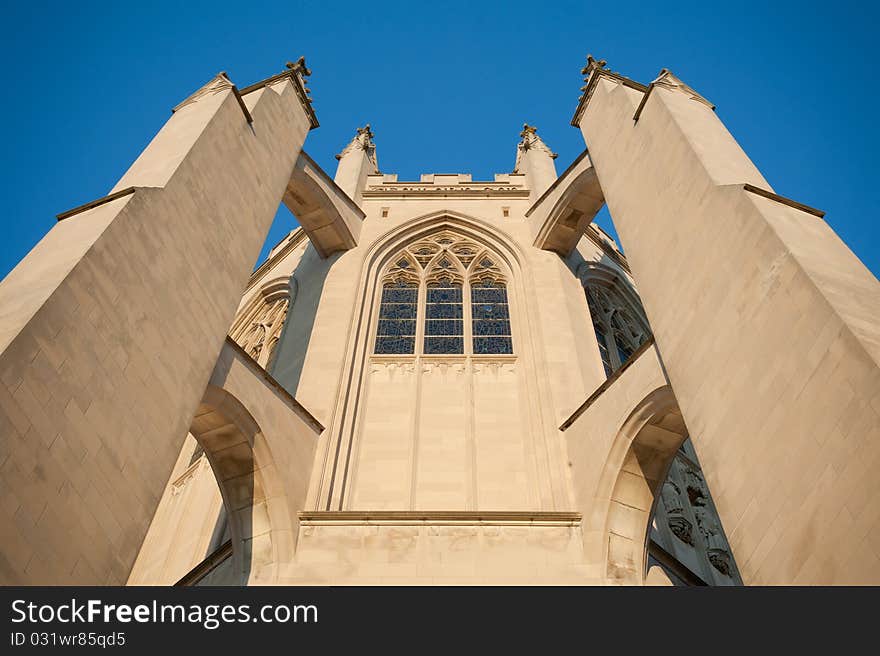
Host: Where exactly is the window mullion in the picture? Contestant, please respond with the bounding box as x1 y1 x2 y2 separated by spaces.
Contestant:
605 315 623 371
464 278 473 355
416 278 427 356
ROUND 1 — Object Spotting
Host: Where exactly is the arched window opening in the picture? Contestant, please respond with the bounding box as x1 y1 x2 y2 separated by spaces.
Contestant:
471 282 512 354
583 280 647 376
587 293 613 376
373 231 514 356
649 437 742 586
229 278 293 370
376 281 418 354
424 279 464 354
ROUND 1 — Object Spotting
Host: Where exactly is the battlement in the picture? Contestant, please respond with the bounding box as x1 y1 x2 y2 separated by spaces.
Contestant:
362 172 529 198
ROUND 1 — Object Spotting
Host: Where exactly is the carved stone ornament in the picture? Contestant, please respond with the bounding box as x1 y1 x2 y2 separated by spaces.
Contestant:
581 54 607 80
514 123 558 172
336 123 379 170
576 54 609 102
668 516 694 546
661 480 684 515
650 68 715 110
685 467 707 507
285 56 312 78
229 280 292 370
707 548 733 577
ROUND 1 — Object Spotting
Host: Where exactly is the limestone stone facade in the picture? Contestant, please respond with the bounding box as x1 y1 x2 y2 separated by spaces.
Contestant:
1 56 878 586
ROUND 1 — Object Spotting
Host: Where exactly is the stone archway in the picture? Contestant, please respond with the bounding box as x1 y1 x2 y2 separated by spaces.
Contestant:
188 385 294 585
601 387 688 584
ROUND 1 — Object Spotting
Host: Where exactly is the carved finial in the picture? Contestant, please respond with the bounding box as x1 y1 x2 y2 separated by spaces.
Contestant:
514 122 557 171
336 123 378 166
285 56 311 77
581 54 607 78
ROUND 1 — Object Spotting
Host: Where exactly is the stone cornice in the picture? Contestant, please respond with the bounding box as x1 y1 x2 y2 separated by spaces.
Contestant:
56 186 140 221
239 58 319 129
363 183 530 199
370 354 518 365
571 66 647 128
298 511 582 526
742 183 825 218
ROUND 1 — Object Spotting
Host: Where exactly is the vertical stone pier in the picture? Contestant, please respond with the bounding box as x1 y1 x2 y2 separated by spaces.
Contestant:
574 60 880 583
0 66 315 584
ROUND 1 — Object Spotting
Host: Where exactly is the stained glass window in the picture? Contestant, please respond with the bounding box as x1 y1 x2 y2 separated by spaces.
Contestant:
615 335 634 368
424 282 463 354
375 282 417 354
374 233 516 356
587 293 613 376
585 282 647 376
471 282 512 354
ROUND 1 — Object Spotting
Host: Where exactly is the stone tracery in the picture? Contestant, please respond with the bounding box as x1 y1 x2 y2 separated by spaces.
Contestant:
229 278 294 370
375 230 512 355
578 269 649 376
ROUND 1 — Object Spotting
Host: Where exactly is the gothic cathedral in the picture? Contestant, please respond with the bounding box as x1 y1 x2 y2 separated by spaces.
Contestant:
2 57 878 586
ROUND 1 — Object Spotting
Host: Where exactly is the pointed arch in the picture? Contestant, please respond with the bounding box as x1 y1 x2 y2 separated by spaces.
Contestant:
229 275 296 369
577 261 650 375
367 215 518 357
423 250 466 285
184 385 295 585
367 209 528 276
314 210 560 512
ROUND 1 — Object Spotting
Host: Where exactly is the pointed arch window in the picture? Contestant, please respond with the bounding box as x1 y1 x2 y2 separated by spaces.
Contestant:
583 279 648 376
374 231 514 356
376 281 418 354
229 278 294 370
424 280 463 354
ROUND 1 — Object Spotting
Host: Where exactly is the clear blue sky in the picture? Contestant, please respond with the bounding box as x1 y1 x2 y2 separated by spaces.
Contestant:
1 0 877 279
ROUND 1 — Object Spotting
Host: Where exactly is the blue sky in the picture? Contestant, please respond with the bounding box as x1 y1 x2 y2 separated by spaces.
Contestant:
1 0 877 279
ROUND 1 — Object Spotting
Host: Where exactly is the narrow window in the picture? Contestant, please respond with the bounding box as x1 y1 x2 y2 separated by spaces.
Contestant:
612 311 638 368
594 323 614 376
471 282 512 354
615 338 634 369
424 281 463 354
585 282 647 376
375 282 417 354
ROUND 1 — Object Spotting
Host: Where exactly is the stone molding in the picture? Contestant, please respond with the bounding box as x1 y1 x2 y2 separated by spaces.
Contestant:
571 55 648 127
362 183 530 199
298 511 582 527
239 57 319 129
741 183 825 218
632 68 715 123
559 334 657 430
223 335 324 433
55 186 139 221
